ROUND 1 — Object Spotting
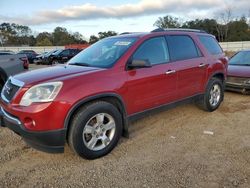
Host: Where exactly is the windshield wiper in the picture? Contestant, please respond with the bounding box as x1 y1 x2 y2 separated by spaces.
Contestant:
69 62 90 67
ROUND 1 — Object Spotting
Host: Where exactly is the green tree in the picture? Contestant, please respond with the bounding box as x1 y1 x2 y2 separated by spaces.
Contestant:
72 32 87 44
36 37 53 46
52 27 72 45
0 23 34 46
227 16 250 41
89 31 117 44
154 15 181 28
98 31 117 39
36 32 53 46
182 19 219 40
51 27 87 45
89 35 99 44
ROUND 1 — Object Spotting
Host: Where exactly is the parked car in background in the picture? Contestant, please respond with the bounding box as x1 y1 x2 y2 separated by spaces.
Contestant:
226 50 250 94
0 29 227 159
17 50 38 64
35 49 60 65
0 50 15 55
47 48 81 64
33 51 48 64
0 54 29 90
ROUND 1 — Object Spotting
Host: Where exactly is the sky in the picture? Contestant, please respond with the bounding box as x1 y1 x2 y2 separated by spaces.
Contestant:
0 0 249 39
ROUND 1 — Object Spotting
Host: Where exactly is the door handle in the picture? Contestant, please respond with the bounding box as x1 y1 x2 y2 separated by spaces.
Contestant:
198 63 207 68
165 70 176 75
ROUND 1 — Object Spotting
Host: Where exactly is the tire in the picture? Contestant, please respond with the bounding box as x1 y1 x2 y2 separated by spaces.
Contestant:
0 74 6 92
197 77 224 112
0 81 4 92
52 60 58 65
68 101 123 159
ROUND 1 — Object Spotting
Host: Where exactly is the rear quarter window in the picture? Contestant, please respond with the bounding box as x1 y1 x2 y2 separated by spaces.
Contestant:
198 36 223 55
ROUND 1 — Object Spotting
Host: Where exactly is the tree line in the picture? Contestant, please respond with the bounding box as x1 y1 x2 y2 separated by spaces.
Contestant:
0 23 119 46
154 15 250 42
0 12 249 46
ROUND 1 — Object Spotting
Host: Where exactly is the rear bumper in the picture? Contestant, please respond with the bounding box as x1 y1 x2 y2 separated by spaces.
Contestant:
0 107 66 153
226 82 250 94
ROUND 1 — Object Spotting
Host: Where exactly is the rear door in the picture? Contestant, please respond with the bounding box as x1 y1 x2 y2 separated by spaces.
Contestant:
166 35 207 98
125 36 178 114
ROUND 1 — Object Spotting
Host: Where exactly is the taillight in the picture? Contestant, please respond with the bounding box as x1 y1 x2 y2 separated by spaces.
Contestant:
20 57 29 69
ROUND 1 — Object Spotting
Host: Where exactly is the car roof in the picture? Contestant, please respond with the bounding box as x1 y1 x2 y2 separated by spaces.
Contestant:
0 52 13 54
110 29 213 39
19 50 36 53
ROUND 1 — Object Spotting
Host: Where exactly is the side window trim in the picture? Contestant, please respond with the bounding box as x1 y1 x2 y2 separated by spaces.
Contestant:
127 36 170 69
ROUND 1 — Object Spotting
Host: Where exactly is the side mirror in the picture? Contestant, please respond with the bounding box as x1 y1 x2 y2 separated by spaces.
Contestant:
128 59 152 69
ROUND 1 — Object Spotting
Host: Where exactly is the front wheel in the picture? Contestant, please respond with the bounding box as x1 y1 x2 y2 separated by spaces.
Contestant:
197 78 224 112
52 60 58 65
68 101 123 159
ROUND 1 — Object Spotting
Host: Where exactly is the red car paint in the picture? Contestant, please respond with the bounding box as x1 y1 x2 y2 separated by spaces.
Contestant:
226 50 250 94
0 31 228 151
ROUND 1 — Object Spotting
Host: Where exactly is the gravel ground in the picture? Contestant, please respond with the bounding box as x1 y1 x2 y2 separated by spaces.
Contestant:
0 65 250 187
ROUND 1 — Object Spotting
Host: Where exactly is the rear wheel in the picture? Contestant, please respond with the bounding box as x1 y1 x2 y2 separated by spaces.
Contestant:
0 81 3 92
0 74 6 92
197 78 224 112
68 101 122 159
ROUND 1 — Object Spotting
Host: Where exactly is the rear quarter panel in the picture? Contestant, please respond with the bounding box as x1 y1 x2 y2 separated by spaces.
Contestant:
192 34 227 91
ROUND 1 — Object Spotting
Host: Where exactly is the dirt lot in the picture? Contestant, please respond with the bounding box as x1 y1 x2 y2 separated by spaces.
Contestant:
0 65 250 187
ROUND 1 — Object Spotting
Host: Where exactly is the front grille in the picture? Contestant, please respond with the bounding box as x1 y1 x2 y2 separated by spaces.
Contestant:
226 76 247 84
1 79 21 102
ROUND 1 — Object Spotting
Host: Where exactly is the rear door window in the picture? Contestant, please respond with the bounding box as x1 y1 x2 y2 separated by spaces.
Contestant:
166 35 200 61
133 37 170 65
198 36 223 55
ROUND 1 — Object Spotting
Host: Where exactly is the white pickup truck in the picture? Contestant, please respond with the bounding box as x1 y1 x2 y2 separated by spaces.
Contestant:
0 54 29 90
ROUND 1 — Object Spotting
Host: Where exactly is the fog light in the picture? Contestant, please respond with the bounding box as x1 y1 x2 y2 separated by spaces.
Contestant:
24 117 36 129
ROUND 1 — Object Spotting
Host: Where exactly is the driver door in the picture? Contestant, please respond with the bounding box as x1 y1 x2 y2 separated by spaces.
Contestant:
125 37 178 114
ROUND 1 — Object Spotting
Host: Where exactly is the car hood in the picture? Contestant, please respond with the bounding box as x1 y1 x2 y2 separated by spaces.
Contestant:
14 65 103 86
228 65 250 78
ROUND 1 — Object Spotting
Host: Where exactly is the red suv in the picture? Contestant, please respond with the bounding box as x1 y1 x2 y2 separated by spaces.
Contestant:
0 29 228 159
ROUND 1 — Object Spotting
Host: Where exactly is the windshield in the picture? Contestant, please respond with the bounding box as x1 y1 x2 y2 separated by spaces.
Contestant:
53 49 63 55
68 37 137 68
229 51 250 66
45 50 58 57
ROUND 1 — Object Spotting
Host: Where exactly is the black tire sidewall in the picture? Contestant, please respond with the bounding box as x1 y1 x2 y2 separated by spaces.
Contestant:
0 82 3 92
70 102 122 159
52 60 58 65
204 78 224 112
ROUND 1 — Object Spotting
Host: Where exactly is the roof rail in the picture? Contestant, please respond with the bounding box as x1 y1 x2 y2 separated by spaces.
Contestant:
119 32 134 35
151 28 207 33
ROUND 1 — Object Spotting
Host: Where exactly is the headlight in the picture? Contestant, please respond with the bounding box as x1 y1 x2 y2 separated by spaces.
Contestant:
20 82 63 106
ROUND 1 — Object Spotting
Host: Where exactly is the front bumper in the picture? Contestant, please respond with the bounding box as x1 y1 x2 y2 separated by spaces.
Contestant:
0 107 66 153
226 82 250 94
